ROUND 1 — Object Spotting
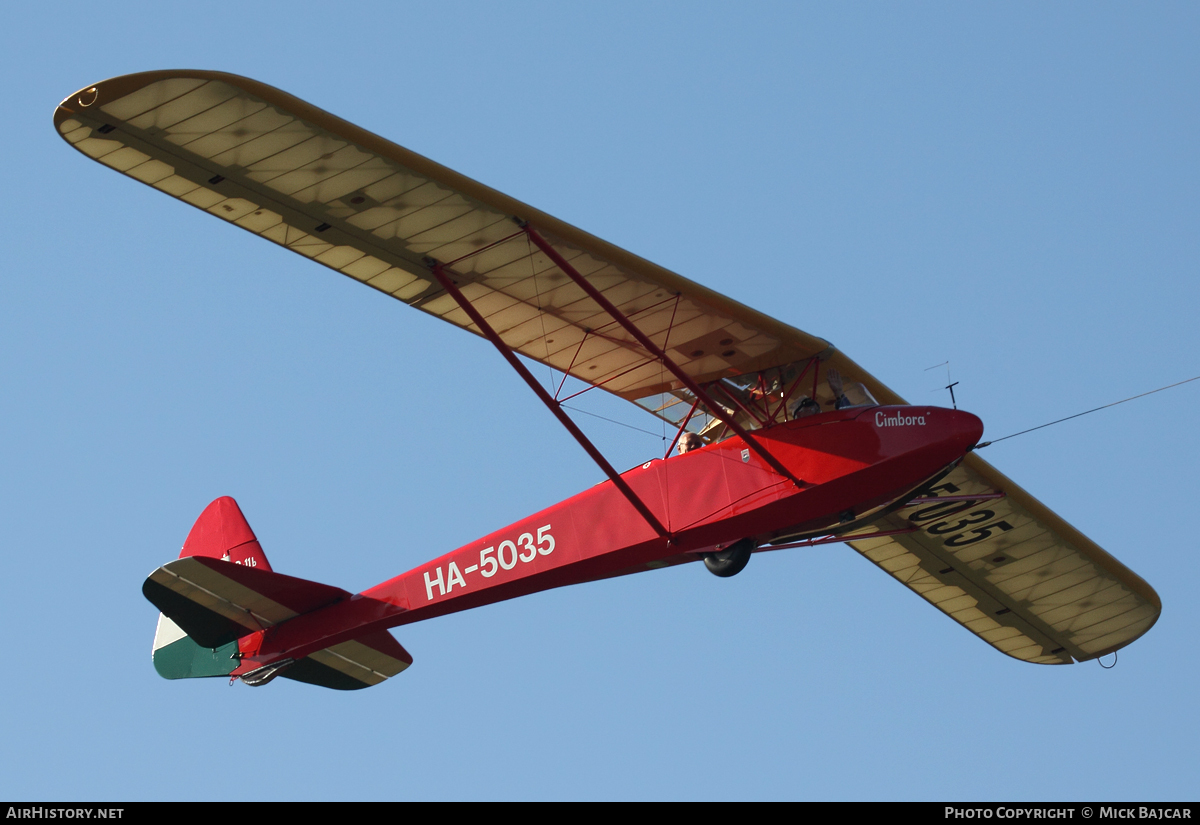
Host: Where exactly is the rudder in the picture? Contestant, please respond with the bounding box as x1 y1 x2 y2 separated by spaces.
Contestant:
150 496 278 680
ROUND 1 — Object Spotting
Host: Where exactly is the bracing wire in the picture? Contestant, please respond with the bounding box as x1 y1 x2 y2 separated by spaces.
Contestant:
562 404 663 438
975 375 1200 449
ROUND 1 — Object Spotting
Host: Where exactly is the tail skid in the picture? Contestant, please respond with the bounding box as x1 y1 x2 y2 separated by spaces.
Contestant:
147 497 411 690
240 659 295 687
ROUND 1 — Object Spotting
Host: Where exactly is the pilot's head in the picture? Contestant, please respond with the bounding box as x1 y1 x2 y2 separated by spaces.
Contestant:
792 396 820 419
678 432 704 454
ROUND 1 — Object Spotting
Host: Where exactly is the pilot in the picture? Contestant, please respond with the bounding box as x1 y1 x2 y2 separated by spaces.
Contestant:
678 432 704 454
791 396 821 419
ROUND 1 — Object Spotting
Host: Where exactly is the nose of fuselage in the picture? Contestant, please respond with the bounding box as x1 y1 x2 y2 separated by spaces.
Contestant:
862 405 984 459
915 406 985 454
945 408 985 452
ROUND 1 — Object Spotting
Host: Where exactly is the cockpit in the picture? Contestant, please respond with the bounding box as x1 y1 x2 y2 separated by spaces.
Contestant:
636 357 880 453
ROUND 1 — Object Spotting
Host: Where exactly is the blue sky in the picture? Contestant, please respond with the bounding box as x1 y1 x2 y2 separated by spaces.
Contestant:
2 2 1198 801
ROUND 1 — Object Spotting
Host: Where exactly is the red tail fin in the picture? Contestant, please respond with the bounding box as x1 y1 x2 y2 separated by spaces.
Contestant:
180 496 272 571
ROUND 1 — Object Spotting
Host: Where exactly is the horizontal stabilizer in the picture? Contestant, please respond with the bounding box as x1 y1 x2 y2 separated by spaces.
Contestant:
143 556 349 649
281 630 413 691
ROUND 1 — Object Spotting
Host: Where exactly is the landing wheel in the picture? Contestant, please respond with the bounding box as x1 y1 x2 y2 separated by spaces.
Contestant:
703 539 754 578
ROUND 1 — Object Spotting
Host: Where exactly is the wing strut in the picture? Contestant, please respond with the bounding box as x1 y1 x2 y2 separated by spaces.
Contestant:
521 224 806 490
427 262 671 541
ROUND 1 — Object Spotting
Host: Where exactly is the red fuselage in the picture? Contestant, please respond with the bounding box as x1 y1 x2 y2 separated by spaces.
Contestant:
233 405 983 672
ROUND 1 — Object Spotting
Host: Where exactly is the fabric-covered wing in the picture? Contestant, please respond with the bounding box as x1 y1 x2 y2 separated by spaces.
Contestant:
845 454 1160 664
53 70 848 409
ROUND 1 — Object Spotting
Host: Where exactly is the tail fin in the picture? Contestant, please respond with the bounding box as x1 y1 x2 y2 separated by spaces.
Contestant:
151 495 273 680
151 612 240 680
147 497 412 689
179 496 272 570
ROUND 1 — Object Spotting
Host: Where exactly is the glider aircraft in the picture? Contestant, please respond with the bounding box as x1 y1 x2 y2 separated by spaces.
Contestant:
54 71 1161 690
